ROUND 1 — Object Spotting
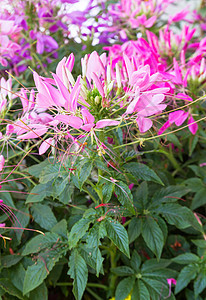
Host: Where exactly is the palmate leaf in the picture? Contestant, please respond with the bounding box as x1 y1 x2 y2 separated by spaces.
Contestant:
123 162 163 185
68 249 88 300
106 219 130 258
115 277 135 300
131 280 150 300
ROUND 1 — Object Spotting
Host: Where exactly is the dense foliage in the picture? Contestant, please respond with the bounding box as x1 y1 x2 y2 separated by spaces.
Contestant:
0 0 206 299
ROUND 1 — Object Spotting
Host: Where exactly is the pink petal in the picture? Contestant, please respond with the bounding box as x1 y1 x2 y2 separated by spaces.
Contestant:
55 115 83 129
96 119 120 129
18 125 48 139
188 116 198 135
39 138 53 155
81 108 95 124
136 117 153 133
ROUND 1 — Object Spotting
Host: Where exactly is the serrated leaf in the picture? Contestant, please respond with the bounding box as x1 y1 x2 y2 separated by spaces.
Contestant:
142 217 164 259
23 248 62 295
133 182 148 209
68 249 88 300
77 159 93 189
150 186 189 207
106 219 130 258
26 182 53 203
51 219 67 238
59 183 74 204
153 203 202 231
191 188 206 210
31 204 57 230
9 263 25 294
175 264 198 294
40 164 60 184
25 159 53 177
143 278 169 298
131 250 141 272
131 280 150 300
102 182 114 203
128 218 142 243
111 266 135 276
114 181 135 213
79 245 104 275
189 134 198 156
124 162 163 185
172 253 199 264
1 255 23 268
184 178 204 192
29 283 48 300
194 270 206 297
142 259 171 272
68 217 94 249
191 239 206 248
115 277 135 300
22 232 60 256
0 279 24 299
13 205 30 243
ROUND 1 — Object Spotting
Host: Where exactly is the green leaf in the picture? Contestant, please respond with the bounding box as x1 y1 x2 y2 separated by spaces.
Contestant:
191 188 206 210
142 217 164 259
68 215 95 249
31 204 57 230
111 266 135 276
153 203 202 231
143 278 169 299
86 223 106 276
133 182 148 209
150 186 189 207
23 248 62 295
26 182 53 203
194 270 206 297
114 181 135 213
115 277 135 300
191 239 206 248
0 279 23 300
175 264 198 294
184 178 204 192
79 245 104 275
156 217 168 243
51 219 67 238
59 183 74 204
25 159 53 177
1 255 22 268
124 162 163 185
131 280 150 300
106 219 130 257
22 232 60 256
77 159 93 189
128 218 142 243
142 259 171 272
68 249 88 300
131 250 141 272
172 253 199 264
13 205 30 243
102 181 114 203
189 134 198 156
40 164 61 184
143 268 177 281
29 283 48 300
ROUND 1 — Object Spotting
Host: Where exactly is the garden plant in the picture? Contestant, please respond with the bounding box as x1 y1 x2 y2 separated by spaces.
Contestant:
0 0 206 299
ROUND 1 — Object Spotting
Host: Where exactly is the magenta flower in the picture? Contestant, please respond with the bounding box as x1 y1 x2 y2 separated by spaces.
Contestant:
0 155 5 171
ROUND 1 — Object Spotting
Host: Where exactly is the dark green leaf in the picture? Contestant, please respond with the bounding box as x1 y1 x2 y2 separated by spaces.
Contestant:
22 232 60 256
0 279 23 299
25 160 53 177
131 280 150 300
59 183 74 204
29 283 48 300
194 270 206 297
191 239 206 248
142 259 171 272
1 255 22 268
131 250 141 272
40 164 61 184
191 188 206 210
114 181 135 213
172 253 199 264
51 220 67 238
150 186 189 207
77 159 93 189
133 182 148 209
143 278 169 298
175 264 198 294
124 162 163 185
68 249 88 300
31 204 57 230
106 219 130 257
102 182 114 203
115 277 135 300
128 218 142 243
184 178 204 193
26 182 53 203
111 266 135 276
142 217 164 259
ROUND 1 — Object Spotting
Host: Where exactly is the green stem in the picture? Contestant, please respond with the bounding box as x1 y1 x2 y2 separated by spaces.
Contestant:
109 244 117 296
56 282 108 290
86 287 104 300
